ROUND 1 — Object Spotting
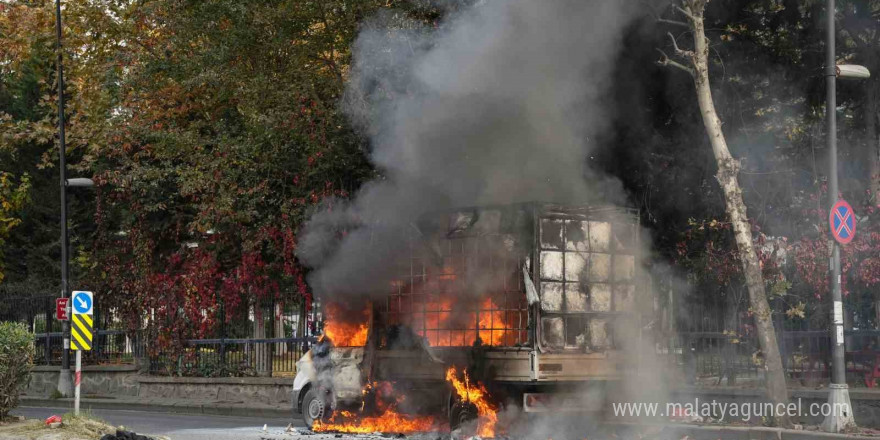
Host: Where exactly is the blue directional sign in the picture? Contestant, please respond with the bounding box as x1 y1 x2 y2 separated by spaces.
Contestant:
72 291 93 315
829 200 856 245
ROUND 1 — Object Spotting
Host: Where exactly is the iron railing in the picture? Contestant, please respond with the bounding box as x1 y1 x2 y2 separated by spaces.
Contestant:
148 337 316 377
32 330 143 366
676 329 880 386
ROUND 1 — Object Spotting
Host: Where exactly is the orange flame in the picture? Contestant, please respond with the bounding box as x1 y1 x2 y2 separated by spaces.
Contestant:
478 297 509 346
445 366 498 438
312 372 499 437
413 297 513 347
322 303 369 346
312 410 437 434
312 381 437 434
389 262 524 348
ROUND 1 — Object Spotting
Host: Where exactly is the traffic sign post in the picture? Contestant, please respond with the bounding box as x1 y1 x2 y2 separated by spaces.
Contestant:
821 1 858 429
70 291 93 416
74 349 81 415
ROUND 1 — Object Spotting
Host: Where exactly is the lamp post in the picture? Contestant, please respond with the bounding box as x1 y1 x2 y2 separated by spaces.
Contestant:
54 0 72 398
822 0 870 432
53 0 95 396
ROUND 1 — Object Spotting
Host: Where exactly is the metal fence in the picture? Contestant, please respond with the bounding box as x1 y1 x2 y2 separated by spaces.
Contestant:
26 330 315 377
147 337 315 377
676 329 880 387
0 294 63 334
660 272 880 388
1 292 318 375
31 330 143 366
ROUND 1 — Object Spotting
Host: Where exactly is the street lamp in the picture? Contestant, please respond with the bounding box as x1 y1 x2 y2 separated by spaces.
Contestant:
53 0 73 398
53 0 96 397
822 0 870 432
66 178 95 188
837 65 871 80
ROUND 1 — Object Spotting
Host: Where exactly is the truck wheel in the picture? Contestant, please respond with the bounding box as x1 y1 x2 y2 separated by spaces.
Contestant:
302 388 328 429
450 401 478 431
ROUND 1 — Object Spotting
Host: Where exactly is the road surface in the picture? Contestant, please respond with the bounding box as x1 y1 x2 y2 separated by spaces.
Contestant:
10 406 801 440
12 406 313 440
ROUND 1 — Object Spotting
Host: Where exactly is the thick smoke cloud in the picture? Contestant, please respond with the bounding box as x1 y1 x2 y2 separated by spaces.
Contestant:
298 0 637 298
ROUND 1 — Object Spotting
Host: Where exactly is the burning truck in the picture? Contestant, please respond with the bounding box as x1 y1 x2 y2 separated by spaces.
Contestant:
293 203 646 436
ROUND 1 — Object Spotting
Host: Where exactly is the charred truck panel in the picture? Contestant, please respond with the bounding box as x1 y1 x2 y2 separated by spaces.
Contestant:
293 203 644 424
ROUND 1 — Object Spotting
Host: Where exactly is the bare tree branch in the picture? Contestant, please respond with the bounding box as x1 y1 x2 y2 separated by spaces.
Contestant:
658 18 690 28
656 48 694 76
673 4 697 22
640 0 689 28
667 32 695 59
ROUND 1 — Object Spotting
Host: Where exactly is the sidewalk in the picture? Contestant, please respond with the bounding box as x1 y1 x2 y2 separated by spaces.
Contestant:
19 395 291 419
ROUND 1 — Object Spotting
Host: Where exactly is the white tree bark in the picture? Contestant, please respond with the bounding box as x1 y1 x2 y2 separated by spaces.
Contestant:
659 0 790 426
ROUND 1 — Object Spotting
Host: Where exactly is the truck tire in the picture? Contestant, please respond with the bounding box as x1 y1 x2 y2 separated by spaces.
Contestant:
301 388 329 429
449 401 478 431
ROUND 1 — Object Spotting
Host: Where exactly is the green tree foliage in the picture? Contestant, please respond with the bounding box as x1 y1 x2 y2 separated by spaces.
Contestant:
0 173 29 283
0 322 34 420
0 0 442 345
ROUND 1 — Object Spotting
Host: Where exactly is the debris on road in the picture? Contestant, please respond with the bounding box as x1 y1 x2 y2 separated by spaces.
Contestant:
99 429 156 440
42 416 62 429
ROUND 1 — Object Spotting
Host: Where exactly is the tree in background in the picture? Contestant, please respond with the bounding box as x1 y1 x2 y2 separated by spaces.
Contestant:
0 173 29 284
0 321 34 420
0 0 441 349
656 0 789 423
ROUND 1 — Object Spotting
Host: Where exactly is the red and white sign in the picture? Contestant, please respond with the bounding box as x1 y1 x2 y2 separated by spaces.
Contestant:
55 298 69 321
829 199 856 244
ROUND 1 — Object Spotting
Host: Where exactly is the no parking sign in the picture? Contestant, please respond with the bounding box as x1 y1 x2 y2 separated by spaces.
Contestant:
829 200 856 244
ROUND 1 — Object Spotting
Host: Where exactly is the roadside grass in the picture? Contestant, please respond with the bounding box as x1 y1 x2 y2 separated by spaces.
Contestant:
0 411 115 439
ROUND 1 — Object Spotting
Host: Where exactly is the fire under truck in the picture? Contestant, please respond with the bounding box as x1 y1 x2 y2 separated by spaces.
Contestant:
293 203 647 429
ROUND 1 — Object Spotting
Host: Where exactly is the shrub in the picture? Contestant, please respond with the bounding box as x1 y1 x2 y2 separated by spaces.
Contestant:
0 322 34 420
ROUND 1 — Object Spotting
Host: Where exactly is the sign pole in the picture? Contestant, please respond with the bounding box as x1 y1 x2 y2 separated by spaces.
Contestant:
822 0 854 431
54 0 72 399
74 350 81 416
69 290 93 417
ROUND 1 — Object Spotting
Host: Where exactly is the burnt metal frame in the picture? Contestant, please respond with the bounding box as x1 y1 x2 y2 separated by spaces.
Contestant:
532 204 642 351
383 202 642 352
385 207 531 348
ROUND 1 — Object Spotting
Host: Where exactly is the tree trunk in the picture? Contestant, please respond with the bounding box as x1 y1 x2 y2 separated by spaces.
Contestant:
682 0 791 426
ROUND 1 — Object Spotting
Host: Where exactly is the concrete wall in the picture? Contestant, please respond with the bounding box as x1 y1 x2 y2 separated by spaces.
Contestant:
26 367 292 406
137 376 292 405
27 365 140 397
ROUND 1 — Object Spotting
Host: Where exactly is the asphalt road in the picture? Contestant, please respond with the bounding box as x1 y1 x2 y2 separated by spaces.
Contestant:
9 406 842 440
11 406 313 440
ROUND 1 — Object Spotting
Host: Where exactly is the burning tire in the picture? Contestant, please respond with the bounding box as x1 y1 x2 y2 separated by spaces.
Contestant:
302 388 330 429
449 400 478 431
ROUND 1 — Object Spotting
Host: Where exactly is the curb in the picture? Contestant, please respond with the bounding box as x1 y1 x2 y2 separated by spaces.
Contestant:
19 396 292 419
